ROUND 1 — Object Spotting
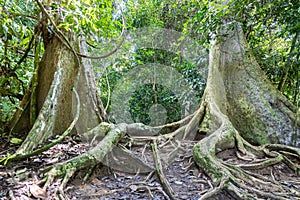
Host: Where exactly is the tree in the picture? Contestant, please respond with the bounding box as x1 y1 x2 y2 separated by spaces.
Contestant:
1 0 299 199
193 24 300 199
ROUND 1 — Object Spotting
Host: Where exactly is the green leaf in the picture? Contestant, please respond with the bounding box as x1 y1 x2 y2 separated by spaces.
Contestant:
0 153 15 165
10 137 23 144
16 168 27 175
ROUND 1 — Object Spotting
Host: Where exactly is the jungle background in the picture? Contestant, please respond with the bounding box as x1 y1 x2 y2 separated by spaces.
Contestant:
0 0 299 199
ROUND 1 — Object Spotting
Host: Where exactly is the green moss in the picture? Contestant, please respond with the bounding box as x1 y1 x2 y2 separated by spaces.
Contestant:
233 97 270 145
193 144 223 184
238 97 255 118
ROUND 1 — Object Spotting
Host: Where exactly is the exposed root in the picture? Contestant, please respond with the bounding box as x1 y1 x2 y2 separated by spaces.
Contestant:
126 182 155 198
44 163 77 189
8 190 16 200
193 116 300 199
191 97 300 199
0 88 80 164
152 140 176 200
127 103 207 169
199 177 229 200
40 123 127 191
234 154 284 169
183 101 207 140
83 164 96 183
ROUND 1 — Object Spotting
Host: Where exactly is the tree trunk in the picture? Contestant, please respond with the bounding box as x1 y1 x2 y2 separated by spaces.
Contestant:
11 34 104 154
74 36 106 137
203 24 299 147
193 24 300 199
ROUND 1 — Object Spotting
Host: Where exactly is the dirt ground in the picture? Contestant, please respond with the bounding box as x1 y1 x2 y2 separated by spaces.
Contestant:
0 137 299 199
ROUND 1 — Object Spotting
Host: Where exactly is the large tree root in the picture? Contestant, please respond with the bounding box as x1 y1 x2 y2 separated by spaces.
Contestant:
0 89 80 164
8 93 298 200
38 119 189 196
5 108 198 197
193 102 300 199
26 108 204 198
152 139 175 200
40 123 126 198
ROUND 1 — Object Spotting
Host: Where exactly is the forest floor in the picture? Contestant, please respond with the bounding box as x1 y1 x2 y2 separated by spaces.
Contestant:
0 136 299 199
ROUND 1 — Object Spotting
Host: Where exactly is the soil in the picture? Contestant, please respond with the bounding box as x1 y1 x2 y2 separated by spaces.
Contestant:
0 137 299 199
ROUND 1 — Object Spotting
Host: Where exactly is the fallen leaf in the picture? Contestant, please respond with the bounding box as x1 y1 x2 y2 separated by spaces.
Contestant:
91 177 102 185
174 180 183 185
129 184 138 192
29 184 47 199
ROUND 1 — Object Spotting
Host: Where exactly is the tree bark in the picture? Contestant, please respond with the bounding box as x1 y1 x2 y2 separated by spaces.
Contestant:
74 36 106 137
201 24 299 146
12 34 105 154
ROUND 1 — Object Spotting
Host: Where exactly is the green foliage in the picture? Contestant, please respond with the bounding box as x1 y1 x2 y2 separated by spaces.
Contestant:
96 47 206 124
57 0 120 38
129 84 181 125
0 0 38 127
96 64 123 111
0 97 18 123
127 0 164 28
133 48 206 99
